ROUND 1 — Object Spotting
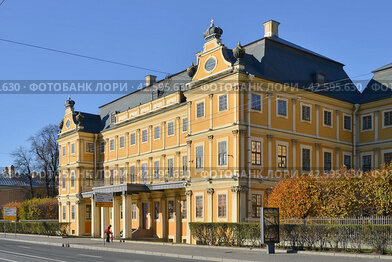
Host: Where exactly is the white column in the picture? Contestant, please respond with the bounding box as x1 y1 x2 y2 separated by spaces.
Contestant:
231 187 238 223
315 143 320 172
208 135 213 179
375 111 379 141
161 196 167 239
91 197 99 237
207 188 214 222
374 148 379 169
122 193 132 239
336 148 340 169
234 86 238 124
232 130 239 177
149 125 153 152
115 135 119 160
101 207 106 238
291 139 297 172
292 98 296 132
188 101 192 135
185 190 192 244
176 117 180 146
112 196 120 238
162 122 166 150
336 110 340 141
137 129 140 155
267 93 272 128
186 141 192 181
267 135 273 170
175 195 181 243
209 94 213 130
316 105 320 137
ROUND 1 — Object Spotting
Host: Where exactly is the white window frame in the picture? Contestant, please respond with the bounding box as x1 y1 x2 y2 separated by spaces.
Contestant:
154 125 161 140
276 141 289 169
216 190 228 221
218 94 228 112
276 97 288 118
343 113 352 131
250 93 263 112
109 139 115 151
70 171 75 189
194 193 204 221
381 149 392 166
196 100 205 119
71 143 76 155
251 137 263 167
322 108 333 128
100 141 105 153
62 145 66 156
153 201 160 221
217 137 228 167
129 165 136 183
153 160 160 180
300 144 312 172
141 162 148 184
71 204 75 221
167 121 175 137
119 136 125 149
342 152 352 169
141 129 148 143
195 143 205 170
182 118 188 133
167 199 175 221
361 113 373 132
300 102 312 123
62 205 66 221
360 152 374 171
130 133 136 146
131 202 137 220
382 110 392 128
322 148 333 172
167 157 175 178
62 172 66 190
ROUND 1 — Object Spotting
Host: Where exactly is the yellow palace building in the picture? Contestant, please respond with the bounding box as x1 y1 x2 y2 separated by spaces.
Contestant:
57 20 392 243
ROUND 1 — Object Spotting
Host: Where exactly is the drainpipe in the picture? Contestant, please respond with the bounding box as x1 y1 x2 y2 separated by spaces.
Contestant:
353 104 360 169
94 134 97 185
247 74 254 221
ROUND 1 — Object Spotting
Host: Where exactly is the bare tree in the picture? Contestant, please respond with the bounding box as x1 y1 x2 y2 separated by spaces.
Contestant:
11 146 35 198
30 124 59 197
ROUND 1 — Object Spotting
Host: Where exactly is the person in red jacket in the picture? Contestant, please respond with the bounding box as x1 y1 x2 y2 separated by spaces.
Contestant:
105 225 112 243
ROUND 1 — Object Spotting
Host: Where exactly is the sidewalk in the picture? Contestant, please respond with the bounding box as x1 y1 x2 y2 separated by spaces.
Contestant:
0 233 390 262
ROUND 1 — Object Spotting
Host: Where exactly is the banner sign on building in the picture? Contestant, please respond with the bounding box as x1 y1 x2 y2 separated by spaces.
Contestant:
95 193 113 207
4 207 17 221
260 207 280 244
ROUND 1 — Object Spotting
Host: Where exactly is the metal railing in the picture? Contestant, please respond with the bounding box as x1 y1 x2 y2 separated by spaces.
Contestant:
281 216 392 225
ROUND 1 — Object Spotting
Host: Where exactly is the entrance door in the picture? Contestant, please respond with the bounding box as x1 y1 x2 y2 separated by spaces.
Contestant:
142 203 148 229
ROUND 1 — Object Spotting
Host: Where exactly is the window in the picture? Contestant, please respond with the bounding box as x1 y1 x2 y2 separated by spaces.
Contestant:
251 94 261 111
141 163 148 184
86 205 91 221
344 155 352 169
154 160 160 180
182 156 187 177
302 148 311 171
62 146 66 156
251 194 262 218
168 200 174 219
302 105 311 121
109 169 114 185
324 110 332 126
119 167 125 184
119 136 125 148
362 115 372 130
62 173 66 189
100 141 105 153
62 205 66 220
71 205 75 221
110 139 115 151
362 155 372 172
182 118 188 132
218 194 227 218
277 145 287 168
384 152 392 166
384 111 392 127
71 143 75 154
324 152 332 171
277 99 287 116
110 112 116 123
219 94 227 111
132 203 137 220
251 141 262 165
344 115 352 130
196 146 204 168
70 171 75 188
154 201 160 220
218 141 227 166
167 122 174 136
167 158 174 178
142 130 148 142
130 133 136 145
154 126 160 139
195 196 203 218
181 200 187 219
196 102 204 118
130 166 136 183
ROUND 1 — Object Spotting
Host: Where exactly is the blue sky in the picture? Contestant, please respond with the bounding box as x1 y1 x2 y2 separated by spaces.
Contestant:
0 0 391 167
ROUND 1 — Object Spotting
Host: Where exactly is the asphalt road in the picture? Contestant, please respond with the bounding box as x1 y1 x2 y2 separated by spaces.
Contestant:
0 239 198 262
0 238 388 262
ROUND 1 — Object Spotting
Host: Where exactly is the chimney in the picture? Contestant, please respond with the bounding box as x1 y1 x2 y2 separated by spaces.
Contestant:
263 20 280 37
145 75 157 86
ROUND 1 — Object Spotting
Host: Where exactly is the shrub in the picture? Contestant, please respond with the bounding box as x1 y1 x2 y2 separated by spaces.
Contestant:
0 221 68 236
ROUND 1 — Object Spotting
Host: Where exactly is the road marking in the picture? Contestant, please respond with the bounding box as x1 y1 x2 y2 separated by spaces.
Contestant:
79 254 102 258
0 249 66 262
17 246 30 249
0 258 18 262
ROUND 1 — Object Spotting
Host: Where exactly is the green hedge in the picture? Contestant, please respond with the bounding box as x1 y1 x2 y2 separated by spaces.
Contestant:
189 222 392 254
0 222 68 236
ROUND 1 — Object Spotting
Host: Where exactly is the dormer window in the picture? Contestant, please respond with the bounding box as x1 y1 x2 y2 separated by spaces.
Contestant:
315 72 326 85
110 112 116 124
